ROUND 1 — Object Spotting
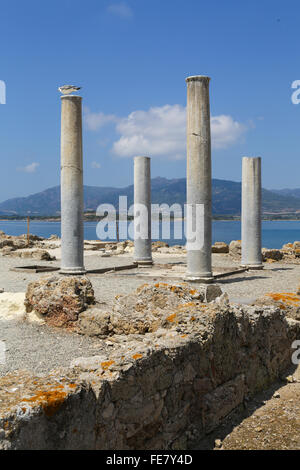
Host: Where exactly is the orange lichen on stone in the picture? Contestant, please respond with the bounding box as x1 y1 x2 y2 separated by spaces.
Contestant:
166 313 177 323
178 302 195 309
189 289 197 295
154 282 168 288
132 353 143 360
68 383 77 389
101 360 115 370
22 388 68 418
170 286 178 292
138 283 149 288
181 334 187 338
191 316 196 321
266 293 300 306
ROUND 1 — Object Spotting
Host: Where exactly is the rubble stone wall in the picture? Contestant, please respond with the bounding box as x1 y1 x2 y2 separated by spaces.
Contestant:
0 303 299 450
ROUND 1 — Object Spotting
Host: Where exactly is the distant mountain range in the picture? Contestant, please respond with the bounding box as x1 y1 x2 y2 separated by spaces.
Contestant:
0 177 300 216
270 188 300 199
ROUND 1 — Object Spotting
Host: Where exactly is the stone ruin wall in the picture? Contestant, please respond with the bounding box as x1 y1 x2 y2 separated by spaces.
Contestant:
1 297 299 450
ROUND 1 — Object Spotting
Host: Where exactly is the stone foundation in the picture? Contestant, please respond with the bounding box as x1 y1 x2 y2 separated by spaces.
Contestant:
0 298 299 450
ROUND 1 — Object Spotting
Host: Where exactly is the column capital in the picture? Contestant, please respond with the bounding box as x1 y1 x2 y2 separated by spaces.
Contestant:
243 156 261 160
60 95 82 101
186 75 210 83
134 155 150 161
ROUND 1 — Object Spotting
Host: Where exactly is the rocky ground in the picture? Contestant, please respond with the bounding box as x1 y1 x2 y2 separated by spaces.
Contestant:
196 376 300 450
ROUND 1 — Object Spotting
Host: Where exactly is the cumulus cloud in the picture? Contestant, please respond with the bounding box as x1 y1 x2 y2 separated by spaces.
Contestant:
91 161 101 169
84 107 117 131
85 104 246 160
17 162 40 173
112 105 246 159
113 105 186 159
210 115 246 149
107 2 133 19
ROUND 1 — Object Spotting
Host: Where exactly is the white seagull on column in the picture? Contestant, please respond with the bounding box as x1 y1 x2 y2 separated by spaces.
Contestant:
58 85 81 95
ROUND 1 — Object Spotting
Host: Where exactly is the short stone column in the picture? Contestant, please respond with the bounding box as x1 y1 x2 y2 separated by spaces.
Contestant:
60 94 86 274
185 76 213 282
133 156 153 265
241 157 263 269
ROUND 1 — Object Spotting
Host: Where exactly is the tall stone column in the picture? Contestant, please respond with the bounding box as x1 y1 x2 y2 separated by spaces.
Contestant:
60 94 86 274
185 76 213 282
133 156 153 265
241 157 263 269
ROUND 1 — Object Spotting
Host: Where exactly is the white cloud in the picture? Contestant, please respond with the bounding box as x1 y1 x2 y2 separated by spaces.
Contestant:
112 105 246 159
91 161 101 169
107 2 133 19
113 105 186 159
210 115 246 149
84 107 117 131
85 104 246 160
17 162 40 173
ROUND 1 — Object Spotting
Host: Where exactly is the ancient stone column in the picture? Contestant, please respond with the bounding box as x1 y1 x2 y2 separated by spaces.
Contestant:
241 157 263 269
133 156 153 265
60 94 86 274
185 76 213 282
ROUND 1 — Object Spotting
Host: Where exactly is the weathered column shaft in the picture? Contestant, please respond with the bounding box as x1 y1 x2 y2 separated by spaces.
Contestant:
133 156 152 265
60 95 85 274
185 76 213 282
241 157 263 269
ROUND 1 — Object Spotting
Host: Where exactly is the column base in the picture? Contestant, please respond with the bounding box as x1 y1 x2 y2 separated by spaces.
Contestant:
184 274 214 284
240 264 264 270
60 267 87 275
135 259 153 266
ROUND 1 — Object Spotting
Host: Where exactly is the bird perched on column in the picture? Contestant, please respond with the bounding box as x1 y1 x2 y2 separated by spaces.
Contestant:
58 85 81 95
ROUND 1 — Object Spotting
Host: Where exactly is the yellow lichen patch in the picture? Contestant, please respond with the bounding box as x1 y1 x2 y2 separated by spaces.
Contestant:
166 313 177 323
181 334 187 338
101 360 115 370
189 289 197 295
132 353 143 360
22 388 68 418
178 302 195 309
266 293 300 306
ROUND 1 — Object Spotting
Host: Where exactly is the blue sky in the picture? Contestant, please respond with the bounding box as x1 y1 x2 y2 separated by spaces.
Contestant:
1 0 300 201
